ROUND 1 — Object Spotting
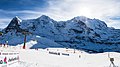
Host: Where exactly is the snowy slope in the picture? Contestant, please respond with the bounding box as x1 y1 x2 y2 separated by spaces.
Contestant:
1 15 120 53
18 48 120 67
1 47 120 67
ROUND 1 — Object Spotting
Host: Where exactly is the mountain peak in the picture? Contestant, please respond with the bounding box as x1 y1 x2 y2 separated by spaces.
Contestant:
72 16 90 22
12 16 22 22
37 15 51 20
41 15 49 18
4 16 22 32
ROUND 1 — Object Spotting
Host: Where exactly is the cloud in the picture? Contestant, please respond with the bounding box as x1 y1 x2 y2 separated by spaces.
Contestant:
47 0 120 19
45 0 120 28
0 9 54 28
0 9 46 19
0 18 11 29
0 0 120 29
107 20 120 29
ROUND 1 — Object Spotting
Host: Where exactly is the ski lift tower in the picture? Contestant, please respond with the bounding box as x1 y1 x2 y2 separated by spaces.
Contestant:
22 30 31 49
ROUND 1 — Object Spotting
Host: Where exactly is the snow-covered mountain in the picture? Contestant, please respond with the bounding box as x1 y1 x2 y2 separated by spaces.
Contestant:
1 15 120 53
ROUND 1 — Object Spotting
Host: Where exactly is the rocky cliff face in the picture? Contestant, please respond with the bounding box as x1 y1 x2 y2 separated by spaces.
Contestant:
1 15 120 53
4 16 22 33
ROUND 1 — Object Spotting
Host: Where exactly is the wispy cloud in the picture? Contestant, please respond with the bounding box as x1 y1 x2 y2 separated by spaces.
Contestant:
0 18 11 29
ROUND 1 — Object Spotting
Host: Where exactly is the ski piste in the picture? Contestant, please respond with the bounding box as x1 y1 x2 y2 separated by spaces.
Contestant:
0 46 120 67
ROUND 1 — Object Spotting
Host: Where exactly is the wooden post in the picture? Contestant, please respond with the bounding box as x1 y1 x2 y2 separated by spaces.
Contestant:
74 45 76 53
74 48 75 53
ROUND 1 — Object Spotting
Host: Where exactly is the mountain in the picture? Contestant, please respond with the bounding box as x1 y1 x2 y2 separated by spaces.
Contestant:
0 15 120 53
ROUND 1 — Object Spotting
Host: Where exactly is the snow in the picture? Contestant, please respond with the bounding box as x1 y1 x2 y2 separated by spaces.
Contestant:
71 16 107 30
1 15 120 62
16 48 120 67
15 16 22 23
1 47 120 67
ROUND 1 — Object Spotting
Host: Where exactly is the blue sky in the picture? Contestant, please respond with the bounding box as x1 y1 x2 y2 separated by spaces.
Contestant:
0 0 47 10
0 0 120 29
0 0 48 18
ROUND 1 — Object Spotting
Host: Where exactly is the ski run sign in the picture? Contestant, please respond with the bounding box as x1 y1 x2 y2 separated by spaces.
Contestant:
0 51 19 67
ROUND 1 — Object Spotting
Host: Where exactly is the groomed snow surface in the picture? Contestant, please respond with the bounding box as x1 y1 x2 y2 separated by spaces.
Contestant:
1 47 120 67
